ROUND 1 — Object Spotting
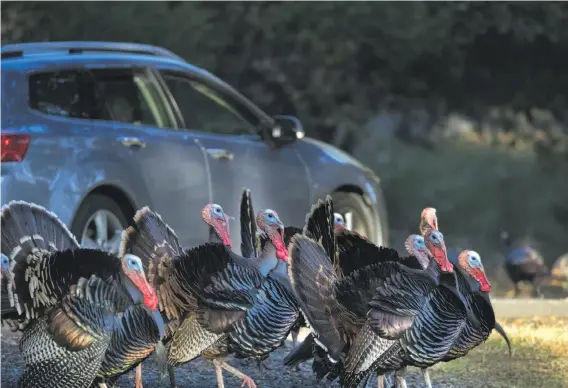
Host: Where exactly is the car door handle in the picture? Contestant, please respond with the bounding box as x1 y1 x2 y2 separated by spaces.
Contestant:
118 136 146 149
206 148 234 161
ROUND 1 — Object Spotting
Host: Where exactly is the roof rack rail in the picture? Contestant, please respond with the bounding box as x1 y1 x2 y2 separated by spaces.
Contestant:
1 41 186 62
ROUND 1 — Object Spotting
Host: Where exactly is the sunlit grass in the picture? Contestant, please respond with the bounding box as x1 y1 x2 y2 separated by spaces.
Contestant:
428 317 568 388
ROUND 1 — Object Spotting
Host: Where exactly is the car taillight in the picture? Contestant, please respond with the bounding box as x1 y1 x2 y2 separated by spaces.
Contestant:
1 134 30 162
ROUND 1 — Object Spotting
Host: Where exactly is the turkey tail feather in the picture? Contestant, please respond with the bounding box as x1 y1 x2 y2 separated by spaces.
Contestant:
283 333 314 368
342 321 392 388
303 196 336 262
120 207 183 289
335 231 396 276
239 188 258 259
288 234 344 362
1 200 79 262
494 321 512 357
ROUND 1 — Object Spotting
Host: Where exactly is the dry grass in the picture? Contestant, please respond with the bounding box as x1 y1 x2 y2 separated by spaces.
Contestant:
427 316 568 388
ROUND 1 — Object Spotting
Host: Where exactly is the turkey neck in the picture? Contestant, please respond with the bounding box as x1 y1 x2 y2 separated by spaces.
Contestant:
258 240 280 276
208 225 222 244
256 241 293 291
424 258 443 282
120 272 145 306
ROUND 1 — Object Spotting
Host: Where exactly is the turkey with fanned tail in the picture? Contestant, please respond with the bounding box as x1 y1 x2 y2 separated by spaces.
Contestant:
283 204 430 380
282 233 430 379
286 196 473 388
0 201 165 388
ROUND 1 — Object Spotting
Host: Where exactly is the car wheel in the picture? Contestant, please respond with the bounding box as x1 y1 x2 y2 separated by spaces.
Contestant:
70 193 129 255
332 191 385 246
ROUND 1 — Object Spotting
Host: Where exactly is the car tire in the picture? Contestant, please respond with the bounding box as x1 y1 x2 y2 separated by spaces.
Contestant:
332 191 386 246
70 193 130 255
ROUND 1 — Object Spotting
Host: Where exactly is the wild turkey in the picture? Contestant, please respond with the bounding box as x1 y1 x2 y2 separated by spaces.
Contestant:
547 254 568 291
0 201 164 388
128 202 234 387
333 213 346 232
419 207 438 235
282 206 429 376
121 204 298 388
240 188 309 351
440 250 512 366
409 210 511 388
204 203 233 248
286 197 467 388
283 233 431 375
500 231 549 297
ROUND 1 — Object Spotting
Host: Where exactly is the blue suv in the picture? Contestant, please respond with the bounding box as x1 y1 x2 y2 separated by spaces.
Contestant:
1 41 388 254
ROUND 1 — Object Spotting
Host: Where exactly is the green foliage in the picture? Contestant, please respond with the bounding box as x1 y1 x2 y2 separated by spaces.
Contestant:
3 2 568 289
4 2 568 143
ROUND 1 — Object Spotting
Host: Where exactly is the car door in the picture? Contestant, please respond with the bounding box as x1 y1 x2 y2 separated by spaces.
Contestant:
83 66 211 247
155 68 311 251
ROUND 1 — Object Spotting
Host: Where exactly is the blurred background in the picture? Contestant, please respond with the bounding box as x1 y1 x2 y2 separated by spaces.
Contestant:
3 1 568 294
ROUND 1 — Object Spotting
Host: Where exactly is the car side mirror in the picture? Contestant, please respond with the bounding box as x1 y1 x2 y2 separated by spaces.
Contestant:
271 115 305 145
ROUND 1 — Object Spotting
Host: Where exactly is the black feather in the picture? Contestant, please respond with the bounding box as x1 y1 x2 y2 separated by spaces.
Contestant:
303 196 336 262
240 188 259 259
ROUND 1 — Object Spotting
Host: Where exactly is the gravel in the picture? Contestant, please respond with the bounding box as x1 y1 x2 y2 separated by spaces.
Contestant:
1 327 467 388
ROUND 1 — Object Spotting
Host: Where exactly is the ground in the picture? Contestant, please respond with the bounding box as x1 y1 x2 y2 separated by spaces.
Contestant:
1 316 567 388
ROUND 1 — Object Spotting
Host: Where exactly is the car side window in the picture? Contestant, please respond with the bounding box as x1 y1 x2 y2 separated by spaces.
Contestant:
28 68 173 128
161 72 255 135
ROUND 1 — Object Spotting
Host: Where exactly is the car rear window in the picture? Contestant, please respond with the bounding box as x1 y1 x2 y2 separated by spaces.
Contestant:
28 69 172 128
29 70 90 118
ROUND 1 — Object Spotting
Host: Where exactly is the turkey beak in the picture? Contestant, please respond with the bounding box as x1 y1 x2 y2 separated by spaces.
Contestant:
334 222 346 233
144 306 166 339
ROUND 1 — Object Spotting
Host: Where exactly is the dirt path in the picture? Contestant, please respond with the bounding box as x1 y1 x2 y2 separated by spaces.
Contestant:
4 299 564 387
2 327 466 388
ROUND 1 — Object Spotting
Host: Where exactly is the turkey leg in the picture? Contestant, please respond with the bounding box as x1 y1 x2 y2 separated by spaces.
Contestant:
214 361 225 388
377 374 385 388
135 364 143 388
421 368 433 388
167 365 177 388
291 330 299 348
395 367 407 388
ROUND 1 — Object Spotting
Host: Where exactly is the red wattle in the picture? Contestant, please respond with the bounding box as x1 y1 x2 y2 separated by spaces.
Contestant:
131 274 159 310
471 268 491 292
272 237 289 262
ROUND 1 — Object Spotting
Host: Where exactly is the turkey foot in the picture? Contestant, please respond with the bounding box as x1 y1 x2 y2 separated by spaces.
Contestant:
241 375 256 388
214 360 257 388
